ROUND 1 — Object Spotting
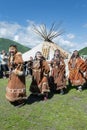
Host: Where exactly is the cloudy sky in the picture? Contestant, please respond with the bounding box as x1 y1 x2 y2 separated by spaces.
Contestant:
0 0 87 52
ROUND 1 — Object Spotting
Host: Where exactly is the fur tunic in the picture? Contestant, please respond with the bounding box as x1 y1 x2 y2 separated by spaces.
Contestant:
84 59 87 80
30 59 50 94
68 57 86 86
6 52 26 102
50 57 66 90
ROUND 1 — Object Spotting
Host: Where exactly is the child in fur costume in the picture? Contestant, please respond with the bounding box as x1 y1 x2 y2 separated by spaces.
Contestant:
6 45 26 106
29 51 50 100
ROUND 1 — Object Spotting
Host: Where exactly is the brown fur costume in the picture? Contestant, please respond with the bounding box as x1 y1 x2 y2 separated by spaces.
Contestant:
30 59 50 94
84 59 87 80
50 57 66 91
68 57 86 86
6 47 26 102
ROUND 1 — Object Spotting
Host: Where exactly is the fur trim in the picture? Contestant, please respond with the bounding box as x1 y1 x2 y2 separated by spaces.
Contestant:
6 94 27 102
44 72 48 76
6 87 26 93
16 52 22 55
13 69 24 76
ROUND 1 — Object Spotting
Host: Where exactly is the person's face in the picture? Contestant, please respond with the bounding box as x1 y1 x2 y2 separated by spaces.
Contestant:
73 51 78 57
36 52 42 60
9 46 17 55
55 50 60 57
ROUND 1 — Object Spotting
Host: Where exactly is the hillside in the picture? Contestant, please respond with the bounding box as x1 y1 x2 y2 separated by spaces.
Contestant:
79 47 87 55
0 38 30 53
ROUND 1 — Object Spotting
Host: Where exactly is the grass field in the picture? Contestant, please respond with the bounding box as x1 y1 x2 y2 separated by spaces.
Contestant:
0 77 87 130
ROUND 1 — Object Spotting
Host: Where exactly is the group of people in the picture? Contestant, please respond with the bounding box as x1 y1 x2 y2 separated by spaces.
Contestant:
5 44 87 107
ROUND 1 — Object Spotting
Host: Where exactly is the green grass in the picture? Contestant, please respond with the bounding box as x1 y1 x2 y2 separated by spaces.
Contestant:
0 77 87 130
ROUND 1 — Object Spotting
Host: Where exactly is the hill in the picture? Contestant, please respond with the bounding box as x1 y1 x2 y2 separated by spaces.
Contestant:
0 38 30 53
79 47 87 55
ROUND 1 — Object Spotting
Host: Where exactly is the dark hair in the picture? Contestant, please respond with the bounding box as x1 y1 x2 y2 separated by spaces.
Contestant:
10 44 17 49
54 49 60 54
54 49 61 58
71 50 79 58
34 51 45 60
35 51 42 59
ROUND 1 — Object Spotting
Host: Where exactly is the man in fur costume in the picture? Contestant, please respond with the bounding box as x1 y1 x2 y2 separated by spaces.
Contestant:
49 49 66 94
68 50 86 91
29 51 50 100
6 45 26 106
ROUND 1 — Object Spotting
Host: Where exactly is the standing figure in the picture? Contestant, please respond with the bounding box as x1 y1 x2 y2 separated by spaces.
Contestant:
68 50 86 91
84 58 87 82
50 49 66 94
1 50 9 78
6 45 26 105
29 51 50 100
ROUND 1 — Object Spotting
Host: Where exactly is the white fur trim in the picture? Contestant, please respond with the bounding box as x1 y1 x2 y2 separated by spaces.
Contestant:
6 87 26 93
13 69 24 76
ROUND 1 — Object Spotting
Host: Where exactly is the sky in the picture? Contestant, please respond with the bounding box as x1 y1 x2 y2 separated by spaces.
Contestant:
0 0 87 52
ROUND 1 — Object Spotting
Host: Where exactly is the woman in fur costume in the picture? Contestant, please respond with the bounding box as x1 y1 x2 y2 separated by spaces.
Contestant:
68 50 86 91
29 51 50 100
49 49 66 94
6 45 26 105
84 58 87 82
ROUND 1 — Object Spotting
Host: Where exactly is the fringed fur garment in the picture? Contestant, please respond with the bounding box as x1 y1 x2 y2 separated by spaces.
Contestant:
6 52 26 102
30 59 50 95
68 57 86 86
50 57 66 91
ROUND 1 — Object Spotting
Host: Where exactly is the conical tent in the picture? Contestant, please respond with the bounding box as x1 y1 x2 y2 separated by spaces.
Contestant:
22 23 70 61
22 41 70 61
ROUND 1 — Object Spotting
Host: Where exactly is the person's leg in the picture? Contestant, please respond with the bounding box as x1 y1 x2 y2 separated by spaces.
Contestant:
60 89 64 95
77 86 82 92
43 92 48 101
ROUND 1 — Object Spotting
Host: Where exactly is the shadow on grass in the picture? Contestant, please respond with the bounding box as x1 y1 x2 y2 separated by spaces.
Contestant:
82 82 87 91
9 92 54 107
9 95 45 107
10 82 87 107
26 92 54 105
10 99 27 108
